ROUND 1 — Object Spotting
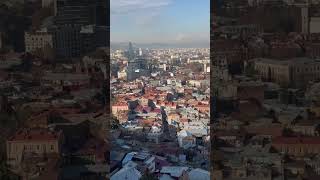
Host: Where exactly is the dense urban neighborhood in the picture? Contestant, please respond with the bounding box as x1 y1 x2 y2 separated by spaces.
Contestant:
110 44 210 180
212 0 320 180
0 0 109 179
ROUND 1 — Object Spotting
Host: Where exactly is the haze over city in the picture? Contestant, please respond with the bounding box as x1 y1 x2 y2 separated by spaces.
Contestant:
110 0 210 47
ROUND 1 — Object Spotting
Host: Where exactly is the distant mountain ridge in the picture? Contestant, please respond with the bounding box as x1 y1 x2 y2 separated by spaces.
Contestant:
111 41 209 49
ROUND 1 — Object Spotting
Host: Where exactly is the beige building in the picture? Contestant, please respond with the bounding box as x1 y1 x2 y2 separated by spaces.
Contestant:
254 58 291 86
41 72 91 89
272 137 320 156
215 24 261 35
213 82 237 100
24 30 53 54
112 103 129 116
254 58 320 87
6 129 63 167
290 122 319 136
310 17 320 33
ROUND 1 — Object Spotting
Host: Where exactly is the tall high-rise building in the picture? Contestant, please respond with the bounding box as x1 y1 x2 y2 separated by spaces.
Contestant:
127 58 151 81
139 48 143 56
0 32 2 50
50 0 108 58
54 0 95 26
49 25 107 58
95 0 108 26
126 43 150 81
298 1 310 34
54 0 107 26
128 42 135 60
95 26 108 48
50 26 82 58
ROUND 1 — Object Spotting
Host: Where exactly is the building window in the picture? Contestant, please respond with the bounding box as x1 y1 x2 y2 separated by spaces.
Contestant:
51 145 54 151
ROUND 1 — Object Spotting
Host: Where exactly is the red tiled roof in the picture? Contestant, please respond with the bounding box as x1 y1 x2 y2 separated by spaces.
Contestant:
53 108 82 114
135 105 143 112
214 130 246 137
246 125 283 137
8 129 62 142
152 108 161 114
165 102 176 107
273 137 320 145
113 102 128 106
28 110 50 121
180 118 188 123
195 104 209 108
143 106 151 112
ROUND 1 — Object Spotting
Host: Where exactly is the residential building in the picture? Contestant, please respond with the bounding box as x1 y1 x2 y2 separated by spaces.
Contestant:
272 137 320 156
6 129 63 167
24 30 53 52
254 57 320 87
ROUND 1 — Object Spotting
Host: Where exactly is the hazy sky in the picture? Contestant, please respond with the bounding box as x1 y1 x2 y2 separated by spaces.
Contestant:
110 0 210 44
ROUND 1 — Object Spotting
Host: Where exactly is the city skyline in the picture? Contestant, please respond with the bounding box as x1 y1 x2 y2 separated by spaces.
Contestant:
110 0 210 46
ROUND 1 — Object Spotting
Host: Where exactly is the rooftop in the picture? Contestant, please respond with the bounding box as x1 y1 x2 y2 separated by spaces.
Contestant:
42 73 90 81
254 57 320 66
160 166 189 178
273 137 320 145
8 128 62 142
